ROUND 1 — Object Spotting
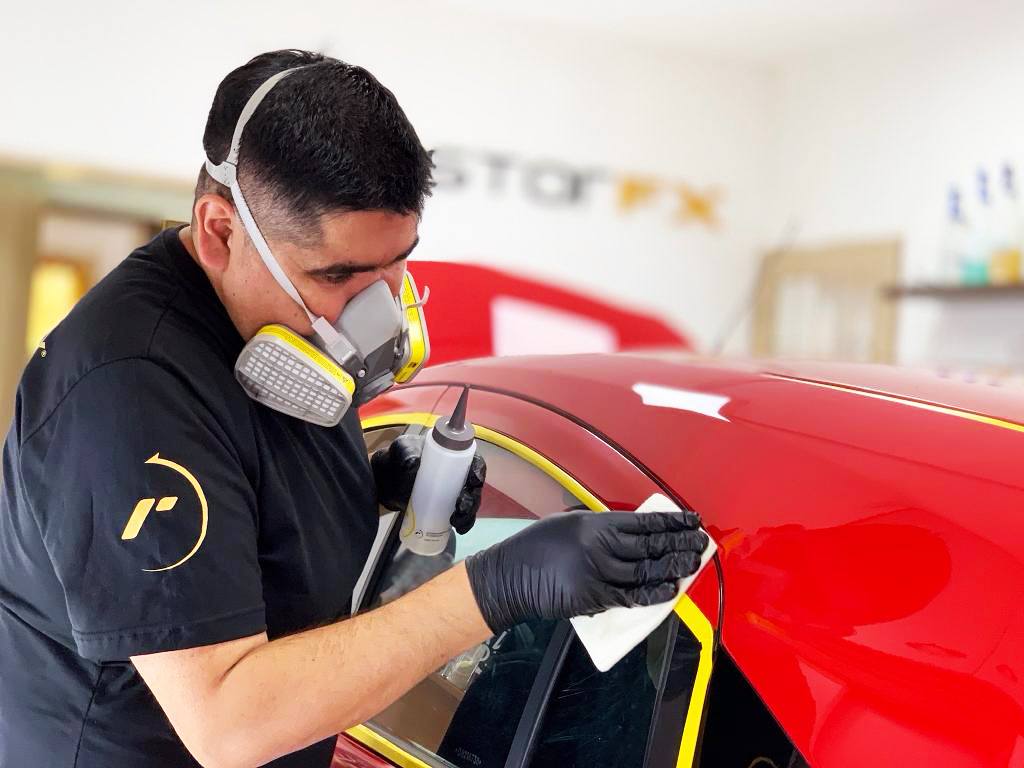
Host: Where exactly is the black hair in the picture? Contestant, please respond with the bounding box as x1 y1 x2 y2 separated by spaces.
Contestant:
196 49 433 245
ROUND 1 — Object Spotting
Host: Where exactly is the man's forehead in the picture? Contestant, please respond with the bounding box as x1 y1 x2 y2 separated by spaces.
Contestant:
296 210 419 271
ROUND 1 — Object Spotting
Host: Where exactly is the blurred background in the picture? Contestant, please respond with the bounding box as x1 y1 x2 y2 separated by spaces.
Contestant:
4 0 1024 427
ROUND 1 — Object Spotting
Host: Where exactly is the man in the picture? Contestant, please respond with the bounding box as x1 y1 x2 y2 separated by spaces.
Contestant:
0 50 708 767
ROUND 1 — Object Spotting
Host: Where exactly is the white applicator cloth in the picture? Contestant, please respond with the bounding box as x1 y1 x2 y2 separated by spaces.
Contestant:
570 493 717 672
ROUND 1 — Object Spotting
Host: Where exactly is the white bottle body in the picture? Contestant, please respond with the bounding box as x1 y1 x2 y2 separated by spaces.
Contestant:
401 435 476 556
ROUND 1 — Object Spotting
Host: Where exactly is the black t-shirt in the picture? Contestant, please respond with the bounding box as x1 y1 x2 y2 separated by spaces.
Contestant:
0 227 379 767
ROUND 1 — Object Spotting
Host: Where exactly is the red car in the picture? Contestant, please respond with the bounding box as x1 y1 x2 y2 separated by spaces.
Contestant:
335 353 1024 768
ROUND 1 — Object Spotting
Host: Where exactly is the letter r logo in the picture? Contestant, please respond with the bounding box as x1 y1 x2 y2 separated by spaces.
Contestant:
118 454 209 572
121 496 179 540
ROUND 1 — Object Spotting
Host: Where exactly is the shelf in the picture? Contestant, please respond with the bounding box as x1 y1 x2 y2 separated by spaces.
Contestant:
884 283 1024 299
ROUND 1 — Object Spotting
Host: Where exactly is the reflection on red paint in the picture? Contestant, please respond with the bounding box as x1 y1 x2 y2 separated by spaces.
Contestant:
333 733 395 768
731 520 952 633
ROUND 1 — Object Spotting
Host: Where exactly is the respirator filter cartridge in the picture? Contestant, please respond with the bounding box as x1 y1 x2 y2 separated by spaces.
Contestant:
235 325 356 428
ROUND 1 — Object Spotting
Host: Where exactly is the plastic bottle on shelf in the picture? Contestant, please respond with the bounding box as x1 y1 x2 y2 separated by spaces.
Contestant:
939 187 969 283
962 169 992 285
990 163 1023 284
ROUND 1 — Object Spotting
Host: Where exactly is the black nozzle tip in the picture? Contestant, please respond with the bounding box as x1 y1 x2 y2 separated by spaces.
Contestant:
432 387 474 450
450 387 470 431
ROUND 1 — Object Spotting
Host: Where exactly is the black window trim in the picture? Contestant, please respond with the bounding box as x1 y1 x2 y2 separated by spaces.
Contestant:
502 620 575 768
643 615 682 768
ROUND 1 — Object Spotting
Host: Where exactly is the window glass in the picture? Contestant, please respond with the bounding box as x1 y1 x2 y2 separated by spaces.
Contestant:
646 621 703 767
531 616 674 768
374 618 561 768
363 425 406 455
467 439 583 523
360 426 583 768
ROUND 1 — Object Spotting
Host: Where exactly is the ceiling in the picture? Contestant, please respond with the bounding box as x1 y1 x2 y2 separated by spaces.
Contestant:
432 0 1024 64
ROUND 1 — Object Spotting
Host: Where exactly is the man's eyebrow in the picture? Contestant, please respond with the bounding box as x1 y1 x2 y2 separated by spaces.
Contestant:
305 237 419 278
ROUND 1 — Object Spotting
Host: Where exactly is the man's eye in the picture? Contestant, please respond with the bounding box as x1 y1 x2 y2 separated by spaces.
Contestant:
320 273 354 285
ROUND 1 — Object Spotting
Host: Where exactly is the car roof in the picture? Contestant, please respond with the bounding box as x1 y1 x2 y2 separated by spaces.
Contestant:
412 351 1024 539
416 351 1024 429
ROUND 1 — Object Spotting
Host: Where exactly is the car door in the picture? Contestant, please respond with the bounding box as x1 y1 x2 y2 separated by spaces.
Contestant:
334 384 721 768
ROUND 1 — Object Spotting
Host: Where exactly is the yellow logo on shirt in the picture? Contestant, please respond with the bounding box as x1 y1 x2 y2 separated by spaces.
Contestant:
120 453 209 572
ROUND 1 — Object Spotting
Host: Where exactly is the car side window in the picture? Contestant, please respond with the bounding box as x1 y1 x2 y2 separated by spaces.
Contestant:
359 427 582 768
531 615 675 768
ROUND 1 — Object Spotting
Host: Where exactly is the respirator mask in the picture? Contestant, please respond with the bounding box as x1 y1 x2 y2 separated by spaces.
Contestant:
205 67 430 427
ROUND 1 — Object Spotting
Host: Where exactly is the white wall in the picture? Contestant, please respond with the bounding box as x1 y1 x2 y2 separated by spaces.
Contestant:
767 9 1024 369
0 0 776 354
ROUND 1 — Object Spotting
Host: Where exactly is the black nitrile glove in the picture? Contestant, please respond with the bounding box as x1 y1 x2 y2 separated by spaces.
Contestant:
371 434 486 535
465 510 709 634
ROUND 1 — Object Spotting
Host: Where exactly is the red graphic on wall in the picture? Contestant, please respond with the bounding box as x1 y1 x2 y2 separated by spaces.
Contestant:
409 261 693 366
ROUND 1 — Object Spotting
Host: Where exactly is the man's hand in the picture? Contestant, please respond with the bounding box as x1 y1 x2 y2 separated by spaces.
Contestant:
371 434 486 534
465 510 709 634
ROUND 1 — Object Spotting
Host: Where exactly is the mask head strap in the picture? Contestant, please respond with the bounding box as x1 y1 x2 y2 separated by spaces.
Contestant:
205 68 295 188
204 67 348 352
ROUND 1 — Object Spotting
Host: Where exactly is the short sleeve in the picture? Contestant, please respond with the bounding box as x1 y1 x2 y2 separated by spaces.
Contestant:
21 358 266 662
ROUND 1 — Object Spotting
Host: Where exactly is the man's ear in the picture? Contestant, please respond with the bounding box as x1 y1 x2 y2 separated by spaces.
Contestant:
192 193 236 273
